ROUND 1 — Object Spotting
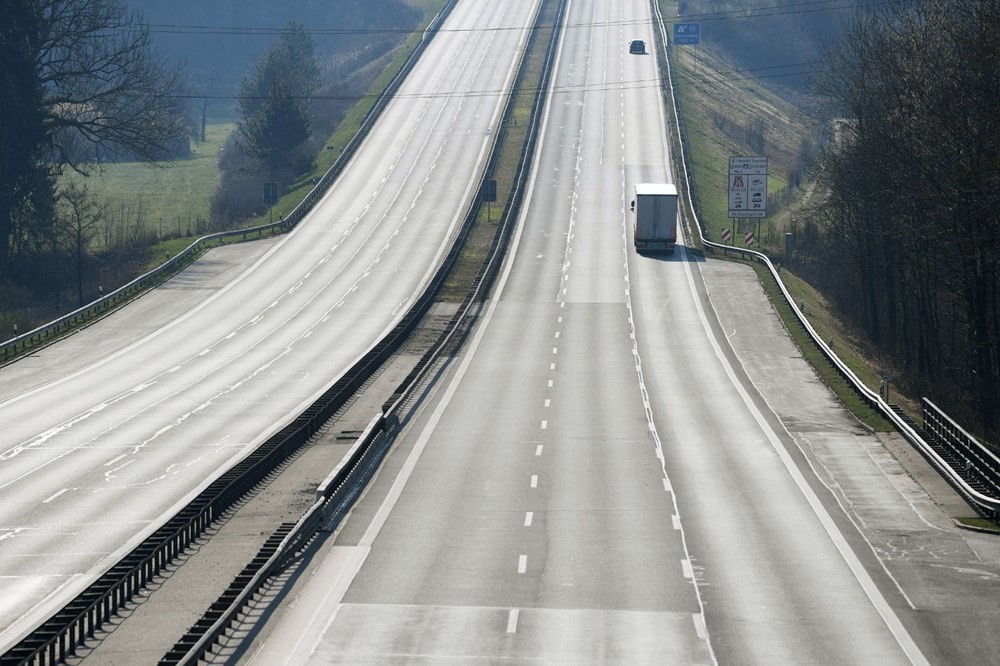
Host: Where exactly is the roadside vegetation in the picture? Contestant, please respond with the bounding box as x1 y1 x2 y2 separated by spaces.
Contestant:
0 0 448 342
662 0 998 451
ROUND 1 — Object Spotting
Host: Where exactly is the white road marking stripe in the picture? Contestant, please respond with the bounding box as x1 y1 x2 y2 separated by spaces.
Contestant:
676 242 929 663
518 555 527 574
42 488 69 504
524 512 533 527
530 475 538 488
535 445 543 456
672 515 681 530
693 613 708 640
104 454 126 467
541 420 548 430
548 379 554 387
682 559 694 579
507 608 519 633
544 399 551 407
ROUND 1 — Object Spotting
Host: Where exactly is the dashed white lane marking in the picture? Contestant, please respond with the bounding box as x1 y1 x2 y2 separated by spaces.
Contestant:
535 445 544 456
550 363 556 370
554 331 561 339
547 380 554 387
530 475 538 488
507 608 520 633
518 555 528 574
672 515 681 530
558 316 563 323
694 613 708 640
42 488 69 504
541 420 548 430
524 511 533 527
552 346 558 355
544 399 551 407
682 560 694 579
663 478 672 492
104 454 126 467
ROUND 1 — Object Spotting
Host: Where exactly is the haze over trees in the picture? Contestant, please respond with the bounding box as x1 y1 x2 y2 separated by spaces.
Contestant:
812 0 1000 439
0 0 187 273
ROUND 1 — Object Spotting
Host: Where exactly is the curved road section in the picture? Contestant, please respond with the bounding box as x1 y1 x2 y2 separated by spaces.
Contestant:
0 0 540 650
245 0 993 663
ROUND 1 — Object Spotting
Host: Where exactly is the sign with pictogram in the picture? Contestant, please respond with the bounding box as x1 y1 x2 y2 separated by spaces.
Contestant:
674 23 701 45
728 156 767 218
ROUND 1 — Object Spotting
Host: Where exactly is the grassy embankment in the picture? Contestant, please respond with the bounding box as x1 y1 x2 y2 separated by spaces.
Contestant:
62 0 452 271
62 122 231 256
659 0 896 432
240 0 455 240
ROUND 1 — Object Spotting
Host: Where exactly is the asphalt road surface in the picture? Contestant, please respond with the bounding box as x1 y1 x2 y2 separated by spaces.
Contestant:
0 0 540 650
245 1 1000 664
246 0 916 663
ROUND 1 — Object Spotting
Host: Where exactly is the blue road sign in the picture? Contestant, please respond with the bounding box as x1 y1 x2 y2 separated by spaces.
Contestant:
674 23 701 45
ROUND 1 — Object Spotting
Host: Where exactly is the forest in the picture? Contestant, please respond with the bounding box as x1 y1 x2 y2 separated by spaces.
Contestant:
810 0 1000 440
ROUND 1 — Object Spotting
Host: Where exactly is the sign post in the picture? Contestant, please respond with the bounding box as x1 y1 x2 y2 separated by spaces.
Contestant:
264 182 278 224
481 179 497 222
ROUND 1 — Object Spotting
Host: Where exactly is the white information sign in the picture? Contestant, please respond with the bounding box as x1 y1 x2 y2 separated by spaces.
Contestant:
728 156 768 218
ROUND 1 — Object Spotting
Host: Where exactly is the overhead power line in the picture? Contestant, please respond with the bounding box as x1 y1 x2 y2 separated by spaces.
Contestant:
129 0 876 38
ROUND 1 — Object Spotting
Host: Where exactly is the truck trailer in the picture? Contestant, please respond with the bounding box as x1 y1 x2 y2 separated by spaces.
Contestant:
631 183 678 253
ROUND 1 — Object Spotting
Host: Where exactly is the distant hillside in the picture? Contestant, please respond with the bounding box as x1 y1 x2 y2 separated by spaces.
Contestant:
127 0 421 104
676 0 847 91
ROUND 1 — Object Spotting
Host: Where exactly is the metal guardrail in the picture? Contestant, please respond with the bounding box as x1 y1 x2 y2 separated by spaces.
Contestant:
650 1 1000 519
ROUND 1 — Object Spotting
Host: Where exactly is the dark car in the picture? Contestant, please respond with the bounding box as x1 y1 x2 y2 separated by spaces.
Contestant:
629 39 645 54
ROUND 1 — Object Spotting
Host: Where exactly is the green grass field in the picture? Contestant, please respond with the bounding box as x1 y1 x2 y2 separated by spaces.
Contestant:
62 123 233 243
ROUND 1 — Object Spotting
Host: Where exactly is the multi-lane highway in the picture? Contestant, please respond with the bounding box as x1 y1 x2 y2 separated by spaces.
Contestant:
5 0 1000 663
245 1 1000 664
0 0 541 649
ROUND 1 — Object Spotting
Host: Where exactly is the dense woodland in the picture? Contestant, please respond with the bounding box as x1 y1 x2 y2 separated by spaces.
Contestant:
809 0 1000 440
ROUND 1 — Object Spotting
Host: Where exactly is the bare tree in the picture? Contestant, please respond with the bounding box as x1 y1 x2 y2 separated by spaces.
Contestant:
814 0 1000 438
1 0 188 267
56 182 105 307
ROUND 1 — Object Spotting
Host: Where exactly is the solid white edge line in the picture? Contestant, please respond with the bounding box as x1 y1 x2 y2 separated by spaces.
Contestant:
676 241 930 666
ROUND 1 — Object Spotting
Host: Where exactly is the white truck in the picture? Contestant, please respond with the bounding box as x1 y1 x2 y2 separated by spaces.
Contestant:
631 183 678 253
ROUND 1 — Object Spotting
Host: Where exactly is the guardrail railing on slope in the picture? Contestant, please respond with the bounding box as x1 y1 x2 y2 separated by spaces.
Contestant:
649 1 1000 520
0 12 444 367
